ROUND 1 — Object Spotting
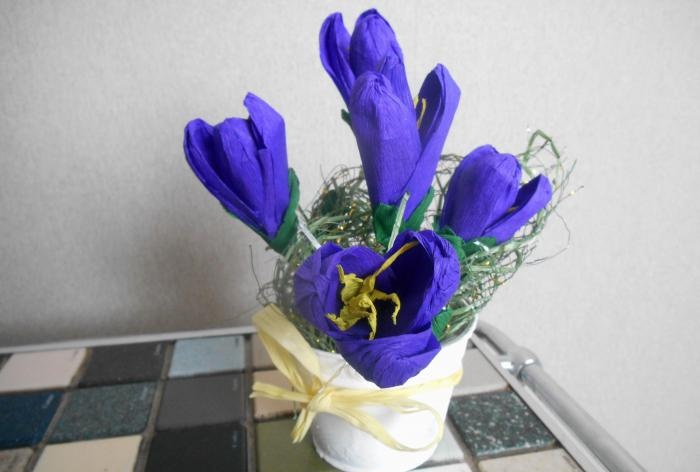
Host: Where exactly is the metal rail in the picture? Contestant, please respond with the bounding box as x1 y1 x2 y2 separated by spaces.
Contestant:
474 321 646 472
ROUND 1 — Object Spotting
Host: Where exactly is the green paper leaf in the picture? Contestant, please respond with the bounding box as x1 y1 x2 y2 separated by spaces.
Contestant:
436 226 497 263
372 188 434 247
432 308 453 338
266 169 301 253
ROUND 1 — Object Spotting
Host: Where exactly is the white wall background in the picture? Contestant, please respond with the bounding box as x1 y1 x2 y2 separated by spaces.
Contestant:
1 0 698 469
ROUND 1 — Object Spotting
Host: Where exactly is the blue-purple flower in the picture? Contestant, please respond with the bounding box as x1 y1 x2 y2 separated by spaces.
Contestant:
294 230 460 388
439 145 553 244
184 93 299 252
320 9 412 109
350 67 460 231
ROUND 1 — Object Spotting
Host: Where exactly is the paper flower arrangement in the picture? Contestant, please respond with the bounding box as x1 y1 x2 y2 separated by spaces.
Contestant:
183 9 571 390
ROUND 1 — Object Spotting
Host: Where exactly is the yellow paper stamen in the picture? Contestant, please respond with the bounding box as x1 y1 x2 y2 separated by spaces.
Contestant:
326 241 418 340
415 97 428 129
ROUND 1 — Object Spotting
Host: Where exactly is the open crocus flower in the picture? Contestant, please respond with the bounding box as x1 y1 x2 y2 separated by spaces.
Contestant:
350 67 460 244
294 230 460 388
320 9 412 110
439 145 553 247
184 93 299 252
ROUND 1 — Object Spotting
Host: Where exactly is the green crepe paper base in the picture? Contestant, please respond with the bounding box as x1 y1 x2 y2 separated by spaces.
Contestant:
266 169 300 253
432 308 452 338
341 109 352 127
373 187 435 247
225 169 300 254
435 226 497 264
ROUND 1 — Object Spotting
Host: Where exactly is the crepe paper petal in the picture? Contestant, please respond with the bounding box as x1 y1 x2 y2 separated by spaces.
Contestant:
349 72 421 210
185 119 259 230
439 145 521 242
293 230 460 387
319 12 355 105
349 9 400 77
379 230 461 335
183 94 298 250
484 174 553 243
335 326 441 388
321 9 412 111
415 64 461 177
294 243 384 334
378 45 414 112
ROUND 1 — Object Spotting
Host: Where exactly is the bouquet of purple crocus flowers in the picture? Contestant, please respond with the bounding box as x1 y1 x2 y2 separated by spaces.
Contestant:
183 9 570 389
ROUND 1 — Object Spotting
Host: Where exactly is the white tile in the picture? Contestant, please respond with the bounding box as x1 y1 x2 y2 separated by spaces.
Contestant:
169 335 245 377
0 349 86 392
0 448 33 472
34 435 141 472
478 448 582 472
419 463 473 471
454 350 507 396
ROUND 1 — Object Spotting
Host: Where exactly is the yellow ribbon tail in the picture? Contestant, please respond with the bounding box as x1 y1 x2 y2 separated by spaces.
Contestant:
251 304 463 452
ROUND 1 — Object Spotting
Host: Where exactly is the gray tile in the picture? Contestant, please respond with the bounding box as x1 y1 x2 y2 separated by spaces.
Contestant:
454 350 507 396
79 342 166 387
146 424 246 472
449 391 555 459
50 382 155 443
478 448 582 472
156 373 245 430
0 448 33 472
169 336 245 377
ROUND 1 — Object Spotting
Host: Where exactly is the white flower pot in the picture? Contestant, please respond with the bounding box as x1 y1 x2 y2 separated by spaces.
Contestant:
310 318 477 472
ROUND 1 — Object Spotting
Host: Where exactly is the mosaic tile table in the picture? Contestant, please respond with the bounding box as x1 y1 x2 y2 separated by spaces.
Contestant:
0 331 584 472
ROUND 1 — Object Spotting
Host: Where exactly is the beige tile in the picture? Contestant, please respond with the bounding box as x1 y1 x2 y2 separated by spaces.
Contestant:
478 448 582 472
0 349 86 393
251 334 274 369
34 435 141 472
454 349 507 396
253 370 294 420
0 448 33 472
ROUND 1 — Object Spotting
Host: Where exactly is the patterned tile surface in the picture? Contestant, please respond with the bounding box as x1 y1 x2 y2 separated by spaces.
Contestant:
478 448 582 472
0 350 85 393
0 448 33 472
156 373 246 430
50 383 155 443
454 350 508 396
34 436 141 472
169 336 245 377
256 419 340 472
80 342 166 387
449 391 556 459
0 391 61 449
145 423 246 472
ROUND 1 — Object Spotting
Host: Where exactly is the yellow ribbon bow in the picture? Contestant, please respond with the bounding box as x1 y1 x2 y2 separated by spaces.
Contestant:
250 304 463 451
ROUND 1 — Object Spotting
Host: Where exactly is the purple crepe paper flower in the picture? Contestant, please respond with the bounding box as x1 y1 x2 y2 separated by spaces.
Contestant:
184 93 298 249
439 145 553 244
350 66 460 217
320 9 412 109
294 230 460 388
